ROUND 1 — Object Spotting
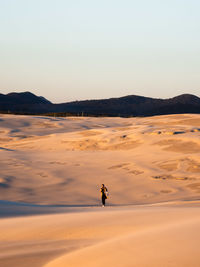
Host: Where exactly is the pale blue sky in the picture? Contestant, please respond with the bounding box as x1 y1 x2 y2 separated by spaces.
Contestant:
0 0 200 103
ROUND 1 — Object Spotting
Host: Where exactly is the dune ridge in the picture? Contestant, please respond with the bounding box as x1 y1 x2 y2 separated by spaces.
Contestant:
1 203 200 267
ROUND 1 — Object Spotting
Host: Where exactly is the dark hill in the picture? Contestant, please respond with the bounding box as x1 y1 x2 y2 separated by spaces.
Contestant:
0 92 52 113
0 91 200 116
2 92 51 104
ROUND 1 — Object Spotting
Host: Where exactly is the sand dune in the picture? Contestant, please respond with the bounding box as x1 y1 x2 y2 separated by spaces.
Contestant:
1 202 200 267
47 213 200 267
1 114 200 266
0 114 200 205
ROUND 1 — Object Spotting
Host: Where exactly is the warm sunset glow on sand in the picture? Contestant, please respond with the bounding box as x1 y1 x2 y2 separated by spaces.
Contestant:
0 114 200 266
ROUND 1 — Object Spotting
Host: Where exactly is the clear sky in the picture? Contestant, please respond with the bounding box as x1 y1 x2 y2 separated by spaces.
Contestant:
0 0 200 103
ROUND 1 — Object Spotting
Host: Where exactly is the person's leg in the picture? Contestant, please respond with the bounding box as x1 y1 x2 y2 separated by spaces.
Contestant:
102 195 105 206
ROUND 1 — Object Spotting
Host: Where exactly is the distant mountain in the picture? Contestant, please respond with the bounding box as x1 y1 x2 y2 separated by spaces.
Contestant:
0 91 200 117
0 92 52 113
0 92 51 104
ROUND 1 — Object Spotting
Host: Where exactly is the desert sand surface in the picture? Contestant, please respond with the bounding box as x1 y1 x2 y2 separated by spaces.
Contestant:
1 114 200 266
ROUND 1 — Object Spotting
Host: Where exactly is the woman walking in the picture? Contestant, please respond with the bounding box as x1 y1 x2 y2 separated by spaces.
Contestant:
100 184 108 207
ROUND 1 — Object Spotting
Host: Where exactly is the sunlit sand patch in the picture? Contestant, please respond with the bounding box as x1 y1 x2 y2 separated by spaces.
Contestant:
187 163 200 173
167 114 193 119
179 158 200 173
160 190 172 194
61 138 141 151
114 127 134 131
32 121 59 128
155 139 200 153
149 131 162 135
191 128 200 132
165 131 185 135
156 158 200 173
144 125 190 135
176 118 200 126
0 137 13 142
106 140 141 150
187 183 200 193
78 130 102 137
156 160 179 171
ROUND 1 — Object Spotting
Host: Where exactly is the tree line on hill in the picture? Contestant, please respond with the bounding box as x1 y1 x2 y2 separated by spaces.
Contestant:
0 91 200 117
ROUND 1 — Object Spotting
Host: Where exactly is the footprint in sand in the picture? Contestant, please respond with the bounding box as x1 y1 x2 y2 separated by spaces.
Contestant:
129 170 144 175
36 172 48 178
108 163 130 170
49 161 66 165
74 163 82 167
108 163 144 175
